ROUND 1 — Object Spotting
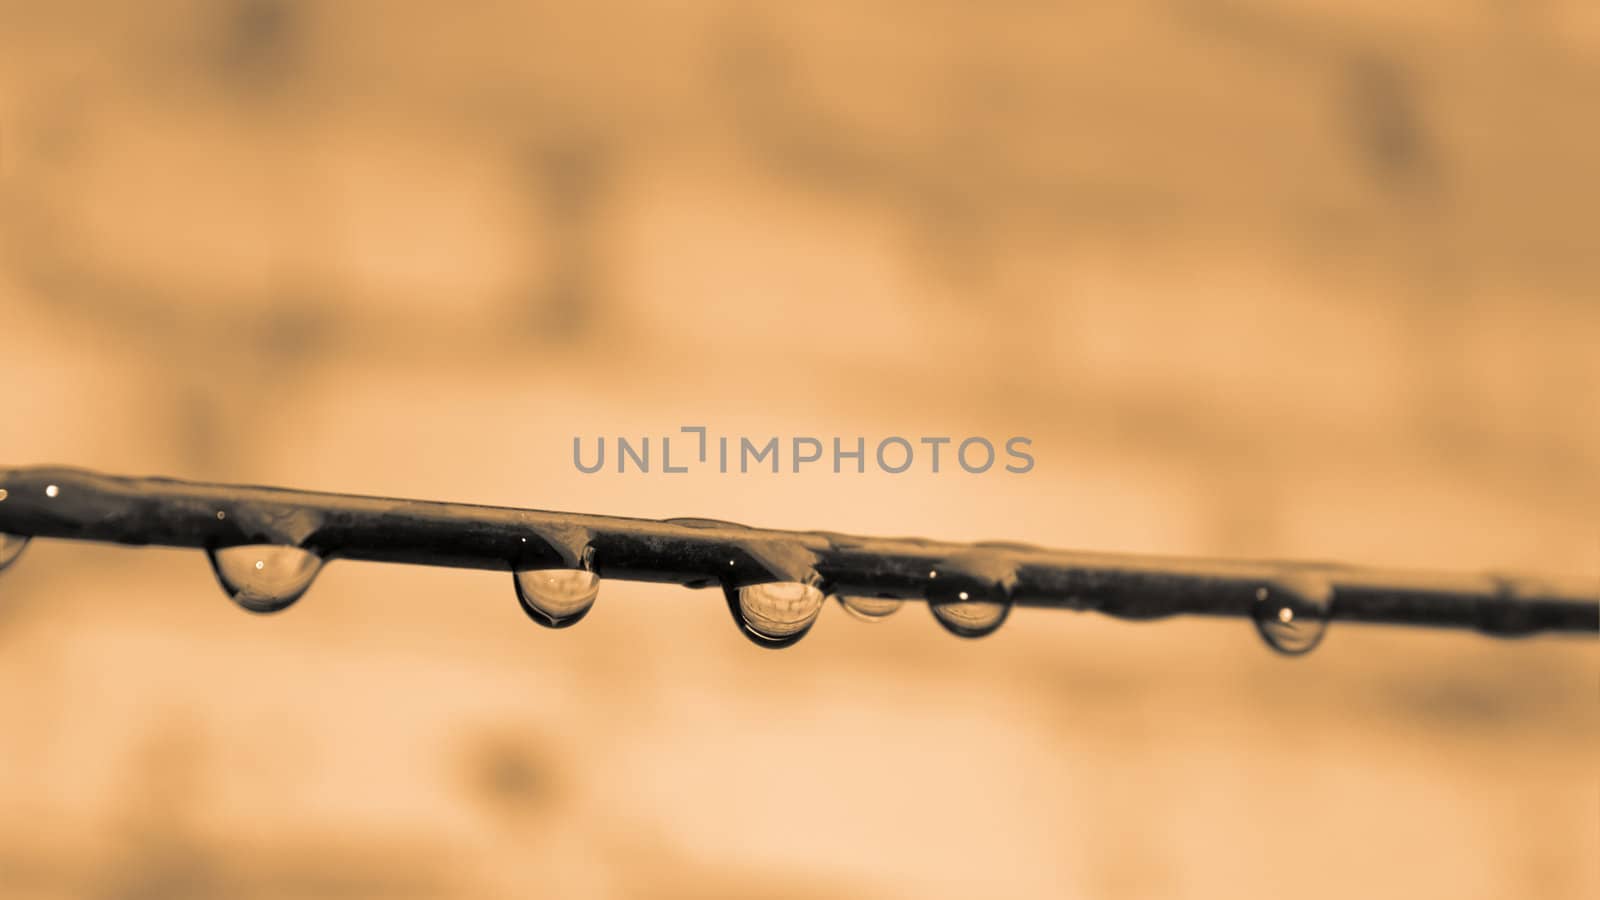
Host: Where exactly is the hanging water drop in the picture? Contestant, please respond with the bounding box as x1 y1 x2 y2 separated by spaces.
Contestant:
835 594 902 622
208 545 323 614
514 569 600 629
0 534 29 571
1252 576 1333 655
928 578 1011 638
727 581 825 648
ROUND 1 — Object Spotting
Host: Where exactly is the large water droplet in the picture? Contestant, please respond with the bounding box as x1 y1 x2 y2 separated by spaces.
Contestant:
729 581 825 648
835 594 902 622
0 534 29 571
208 545 323 614
928 578 1011 639
514 569 600 629
1252 576 1333 655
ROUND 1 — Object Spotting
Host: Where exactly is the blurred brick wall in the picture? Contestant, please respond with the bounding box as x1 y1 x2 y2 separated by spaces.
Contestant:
0 2 1596 898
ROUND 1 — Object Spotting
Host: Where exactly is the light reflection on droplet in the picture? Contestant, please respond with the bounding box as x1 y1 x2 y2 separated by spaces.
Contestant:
836 594 902 622
44 484 58 498
0 534 29 571
1253 576 1333 656
731 581 824 648
514 569 600 629
929 578 1011 639
207 545 323 614
0 488 9 502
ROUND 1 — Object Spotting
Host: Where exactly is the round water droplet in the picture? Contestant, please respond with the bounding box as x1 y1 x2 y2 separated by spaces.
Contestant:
928 578 1011 639
0 533 29 571
514 569 600 629
835 594 902 622
208 545 323 614
1252 576 1333 655
728 581 825 648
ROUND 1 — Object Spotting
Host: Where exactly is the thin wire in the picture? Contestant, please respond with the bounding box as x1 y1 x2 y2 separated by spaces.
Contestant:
0 466 1594 637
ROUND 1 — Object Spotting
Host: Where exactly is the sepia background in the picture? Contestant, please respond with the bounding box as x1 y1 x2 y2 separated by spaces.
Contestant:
1 1 1597 897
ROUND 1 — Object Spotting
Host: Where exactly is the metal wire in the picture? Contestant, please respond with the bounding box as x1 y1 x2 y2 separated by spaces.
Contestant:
0 466 1595 640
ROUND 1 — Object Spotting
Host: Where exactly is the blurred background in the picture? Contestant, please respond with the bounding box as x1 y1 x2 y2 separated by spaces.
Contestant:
1 1 1597 897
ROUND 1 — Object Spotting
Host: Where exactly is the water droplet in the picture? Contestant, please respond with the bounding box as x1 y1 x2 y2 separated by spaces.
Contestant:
208 545 323 614
1253 576 1333 655
836 594 902 621
728 581 824 648
514 569 599 629
975 540 1042 551
665 517 749 530
928 577 1011 638
0 534 29 571
0 488 9 501
44 484 59 498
